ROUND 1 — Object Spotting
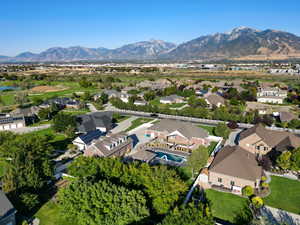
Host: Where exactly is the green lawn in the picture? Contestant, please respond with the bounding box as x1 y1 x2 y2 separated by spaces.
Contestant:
169 102 186 108
113 113 130 123
198 124 215 135
125 118 153 132
264 176 300 214
31 128 71 150
35 201 75 225
205 189 248 223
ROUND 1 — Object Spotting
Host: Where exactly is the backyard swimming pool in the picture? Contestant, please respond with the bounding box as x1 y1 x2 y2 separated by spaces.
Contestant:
155 152 186 163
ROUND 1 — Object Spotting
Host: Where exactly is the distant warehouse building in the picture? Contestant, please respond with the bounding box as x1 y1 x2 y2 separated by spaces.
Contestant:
0 114 25 131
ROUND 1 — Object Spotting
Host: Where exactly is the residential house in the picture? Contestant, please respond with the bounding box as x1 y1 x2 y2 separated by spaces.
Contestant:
134 100 147 106
76 111 113 134
279 111 297 123
238 123 300 158
204 93 225 108
159 95 185 104
84 132 132 157
10 106 40 124
72 129 103 151
257 87 287 104
0 191 17 225
208 145 263 193
41 97 81 109
145 119 210 152
0 114 25 131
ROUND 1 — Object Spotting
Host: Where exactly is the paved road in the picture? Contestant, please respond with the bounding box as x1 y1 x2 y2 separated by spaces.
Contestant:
11 124 51 134
110 116 137 134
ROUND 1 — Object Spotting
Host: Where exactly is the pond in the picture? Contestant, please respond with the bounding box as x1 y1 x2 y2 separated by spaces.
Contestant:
0 86 18 91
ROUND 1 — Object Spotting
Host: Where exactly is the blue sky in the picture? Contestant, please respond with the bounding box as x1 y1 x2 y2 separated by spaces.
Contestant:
1 0 300 56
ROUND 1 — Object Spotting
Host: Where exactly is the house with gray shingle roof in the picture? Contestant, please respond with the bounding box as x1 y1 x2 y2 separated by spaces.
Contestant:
0 191 16 225
76 111 113 134
145 119 210 152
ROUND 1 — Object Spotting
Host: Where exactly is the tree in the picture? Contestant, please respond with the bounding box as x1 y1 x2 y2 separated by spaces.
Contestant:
214 123 231 139
276 151 292 170
186 146 209 177
258 155 272 171
159 203 214 225
288 119 300 129
0 133 53 213
143 91 156 101
227 121 238 129
58 179 150 225
291 148 300 170
38 108 52 120
81 91 91 101
251 196 264 209
242 186 254 197
100 92 109 104
52 112 76 134
79 77 92 88
188 95 207 108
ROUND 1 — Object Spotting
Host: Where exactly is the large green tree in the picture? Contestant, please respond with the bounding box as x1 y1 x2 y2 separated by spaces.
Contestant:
68 157 188 215
186 146 209 177
58 179 149 225
159 203 214 225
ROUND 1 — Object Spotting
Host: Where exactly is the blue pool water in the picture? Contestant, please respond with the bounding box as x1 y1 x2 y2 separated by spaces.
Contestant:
155 152 186 163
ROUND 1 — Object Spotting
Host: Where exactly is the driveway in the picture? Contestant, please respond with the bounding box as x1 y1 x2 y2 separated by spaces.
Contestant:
110 116 137 134
127 119 157 153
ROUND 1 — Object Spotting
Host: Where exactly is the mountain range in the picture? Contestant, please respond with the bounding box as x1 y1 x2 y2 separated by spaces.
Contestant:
2 27 300 62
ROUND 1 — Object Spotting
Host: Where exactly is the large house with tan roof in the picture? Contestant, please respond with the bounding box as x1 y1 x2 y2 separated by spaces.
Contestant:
208 145 263 193
238 124 300 157
145 119 211 152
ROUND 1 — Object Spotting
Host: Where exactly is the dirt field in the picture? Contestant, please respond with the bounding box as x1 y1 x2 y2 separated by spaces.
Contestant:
30 85 67 92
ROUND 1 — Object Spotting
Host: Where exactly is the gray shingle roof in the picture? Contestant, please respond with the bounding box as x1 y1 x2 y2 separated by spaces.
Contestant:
148 119 209 139
0 191 16 219
76 111 112 133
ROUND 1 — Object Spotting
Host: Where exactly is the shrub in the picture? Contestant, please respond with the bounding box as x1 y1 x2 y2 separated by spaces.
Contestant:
261 182 269 189
242 185 254 197
261 176 267 182
251 196 264 209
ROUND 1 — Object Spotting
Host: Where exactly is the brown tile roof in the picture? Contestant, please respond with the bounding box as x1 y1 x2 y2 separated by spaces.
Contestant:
209 146 263 182
148 119 209 139
239 124 300 150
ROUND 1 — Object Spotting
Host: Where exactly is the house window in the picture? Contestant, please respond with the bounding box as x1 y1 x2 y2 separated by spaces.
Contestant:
264 147 268 151
218 178 222 183
256 146 260 150
230 181 235 186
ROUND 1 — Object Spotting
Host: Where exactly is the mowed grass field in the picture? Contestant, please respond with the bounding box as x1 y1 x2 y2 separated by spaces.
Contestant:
205 189 248 223
264 176 300 214
35 201 75 225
